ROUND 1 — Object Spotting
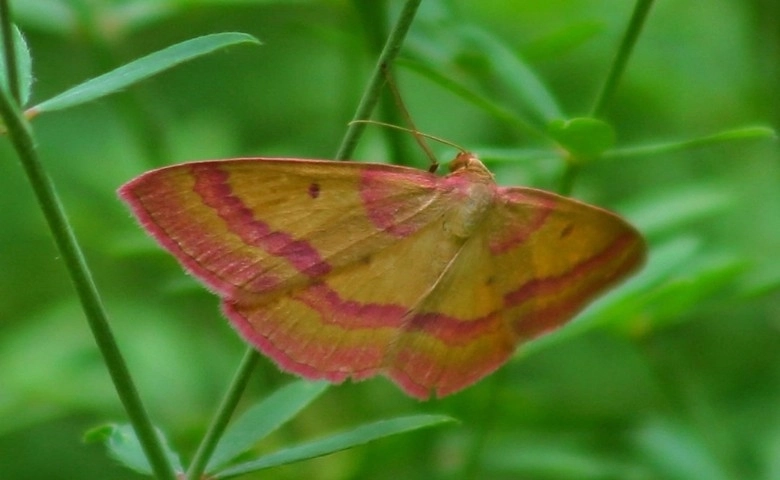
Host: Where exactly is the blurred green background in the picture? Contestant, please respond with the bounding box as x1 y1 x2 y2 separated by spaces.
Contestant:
1 0 779 479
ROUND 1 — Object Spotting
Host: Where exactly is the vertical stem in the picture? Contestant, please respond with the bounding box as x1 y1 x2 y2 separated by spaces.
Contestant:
187 349 259 480
0 0 19 103
561 0 654 194
334 0 423 160
468 3 657 476
591 0 656 117
558 162 580 196
461 368 506 480
0 14 177 480
352 0 415 164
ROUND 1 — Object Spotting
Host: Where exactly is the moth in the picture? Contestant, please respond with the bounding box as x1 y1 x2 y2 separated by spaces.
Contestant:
119 152 645 399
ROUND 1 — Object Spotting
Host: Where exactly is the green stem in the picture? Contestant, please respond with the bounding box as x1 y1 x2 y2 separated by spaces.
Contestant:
461 367 505 479
591 0 655 117
571 0 655 193
334 0 422 160
0 37 177 480
0 0 19 103
183 4 426 475
187 349 259 480
352 0 415 165
558 162 580 196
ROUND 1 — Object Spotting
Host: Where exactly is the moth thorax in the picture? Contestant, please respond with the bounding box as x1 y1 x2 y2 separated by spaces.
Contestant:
444 182 493 239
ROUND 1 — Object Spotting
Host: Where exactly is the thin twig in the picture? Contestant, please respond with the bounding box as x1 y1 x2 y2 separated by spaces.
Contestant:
0 66 179 480
334 0 423 160
0 7 177 479
591 0 656 116
187 349 260 480
0 0 20 103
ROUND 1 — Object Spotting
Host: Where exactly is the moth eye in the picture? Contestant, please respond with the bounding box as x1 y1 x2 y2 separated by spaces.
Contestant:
560 223 574 238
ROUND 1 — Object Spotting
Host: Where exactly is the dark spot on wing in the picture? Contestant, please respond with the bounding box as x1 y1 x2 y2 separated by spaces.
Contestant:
560 223 574 238
308 182 320 199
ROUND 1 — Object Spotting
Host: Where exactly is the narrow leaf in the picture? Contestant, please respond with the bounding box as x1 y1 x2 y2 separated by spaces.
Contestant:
634 419 733 480
456 25 563 124
216 415 456 477
0 25 33 105
605 126 776 159
207 380 329 472
398 57 539 136
85 423 183 475
8 0 76 34
547 117 616 160
28 32 259 116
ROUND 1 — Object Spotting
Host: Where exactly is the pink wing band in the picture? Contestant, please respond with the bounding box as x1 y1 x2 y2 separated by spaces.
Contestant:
191 164 332 278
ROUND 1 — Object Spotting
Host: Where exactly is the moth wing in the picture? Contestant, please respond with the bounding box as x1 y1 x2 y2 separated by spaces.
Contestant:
385 186 646 398
119 158 451 302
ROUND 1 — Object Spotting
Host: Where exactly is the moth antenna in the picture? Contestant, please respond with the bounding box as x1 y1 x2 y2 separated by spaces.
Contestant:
381 65 443 173
350 119 467 154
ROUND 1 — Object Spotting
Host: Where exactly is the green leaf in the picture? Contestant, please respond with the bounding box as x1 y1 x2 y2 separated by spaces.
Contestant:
625 185 733 238
215 415 456 477
398 58 538 135
455 25 562 124
8 0 76 34
606 126 777 159
0 25 33 106
486 438 642 479
28 32 260 115
84 423 182 475
547 117 616 160
406 22 561 132
206 380 329 472
634 419 733 480
524 20 605 61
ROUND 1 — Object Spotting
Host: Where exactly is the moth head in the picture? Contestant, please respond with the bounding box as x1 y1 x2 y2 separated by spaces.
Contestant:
448 152 494 180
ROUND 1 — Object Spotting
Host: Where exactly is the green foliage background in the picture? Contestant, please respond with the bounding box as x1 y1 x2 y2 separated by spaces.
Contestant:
0 0 778 479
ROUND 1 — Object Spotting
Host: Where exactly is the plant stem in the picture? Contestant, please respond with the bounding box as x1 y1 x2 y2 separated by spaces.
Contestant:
183 3 426 474
187 349 259 480
334 0 422 160
591 0 656 117
561 0 655 194
0 28 177 480
461 367 506 479
352 0 415 165
0 0 19 103
558 162 580 196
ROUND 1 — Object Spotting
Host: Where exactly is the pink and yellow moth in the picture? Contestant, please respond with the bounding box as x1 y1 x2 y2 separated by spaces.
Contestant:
119 152 646 399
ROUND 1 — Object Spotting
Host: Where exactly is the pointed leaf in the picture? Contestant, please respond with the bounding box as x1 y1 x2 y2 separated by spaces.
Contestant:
10 0 76 34
606 126 776 159
456 25 563 124
406 23 561 131
85 423 182 475
634 419 732 480
216 415 456 477
207 380 329 472
0 25 33 105
398 57 538 135
28 32 259 116
547 117 616 160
